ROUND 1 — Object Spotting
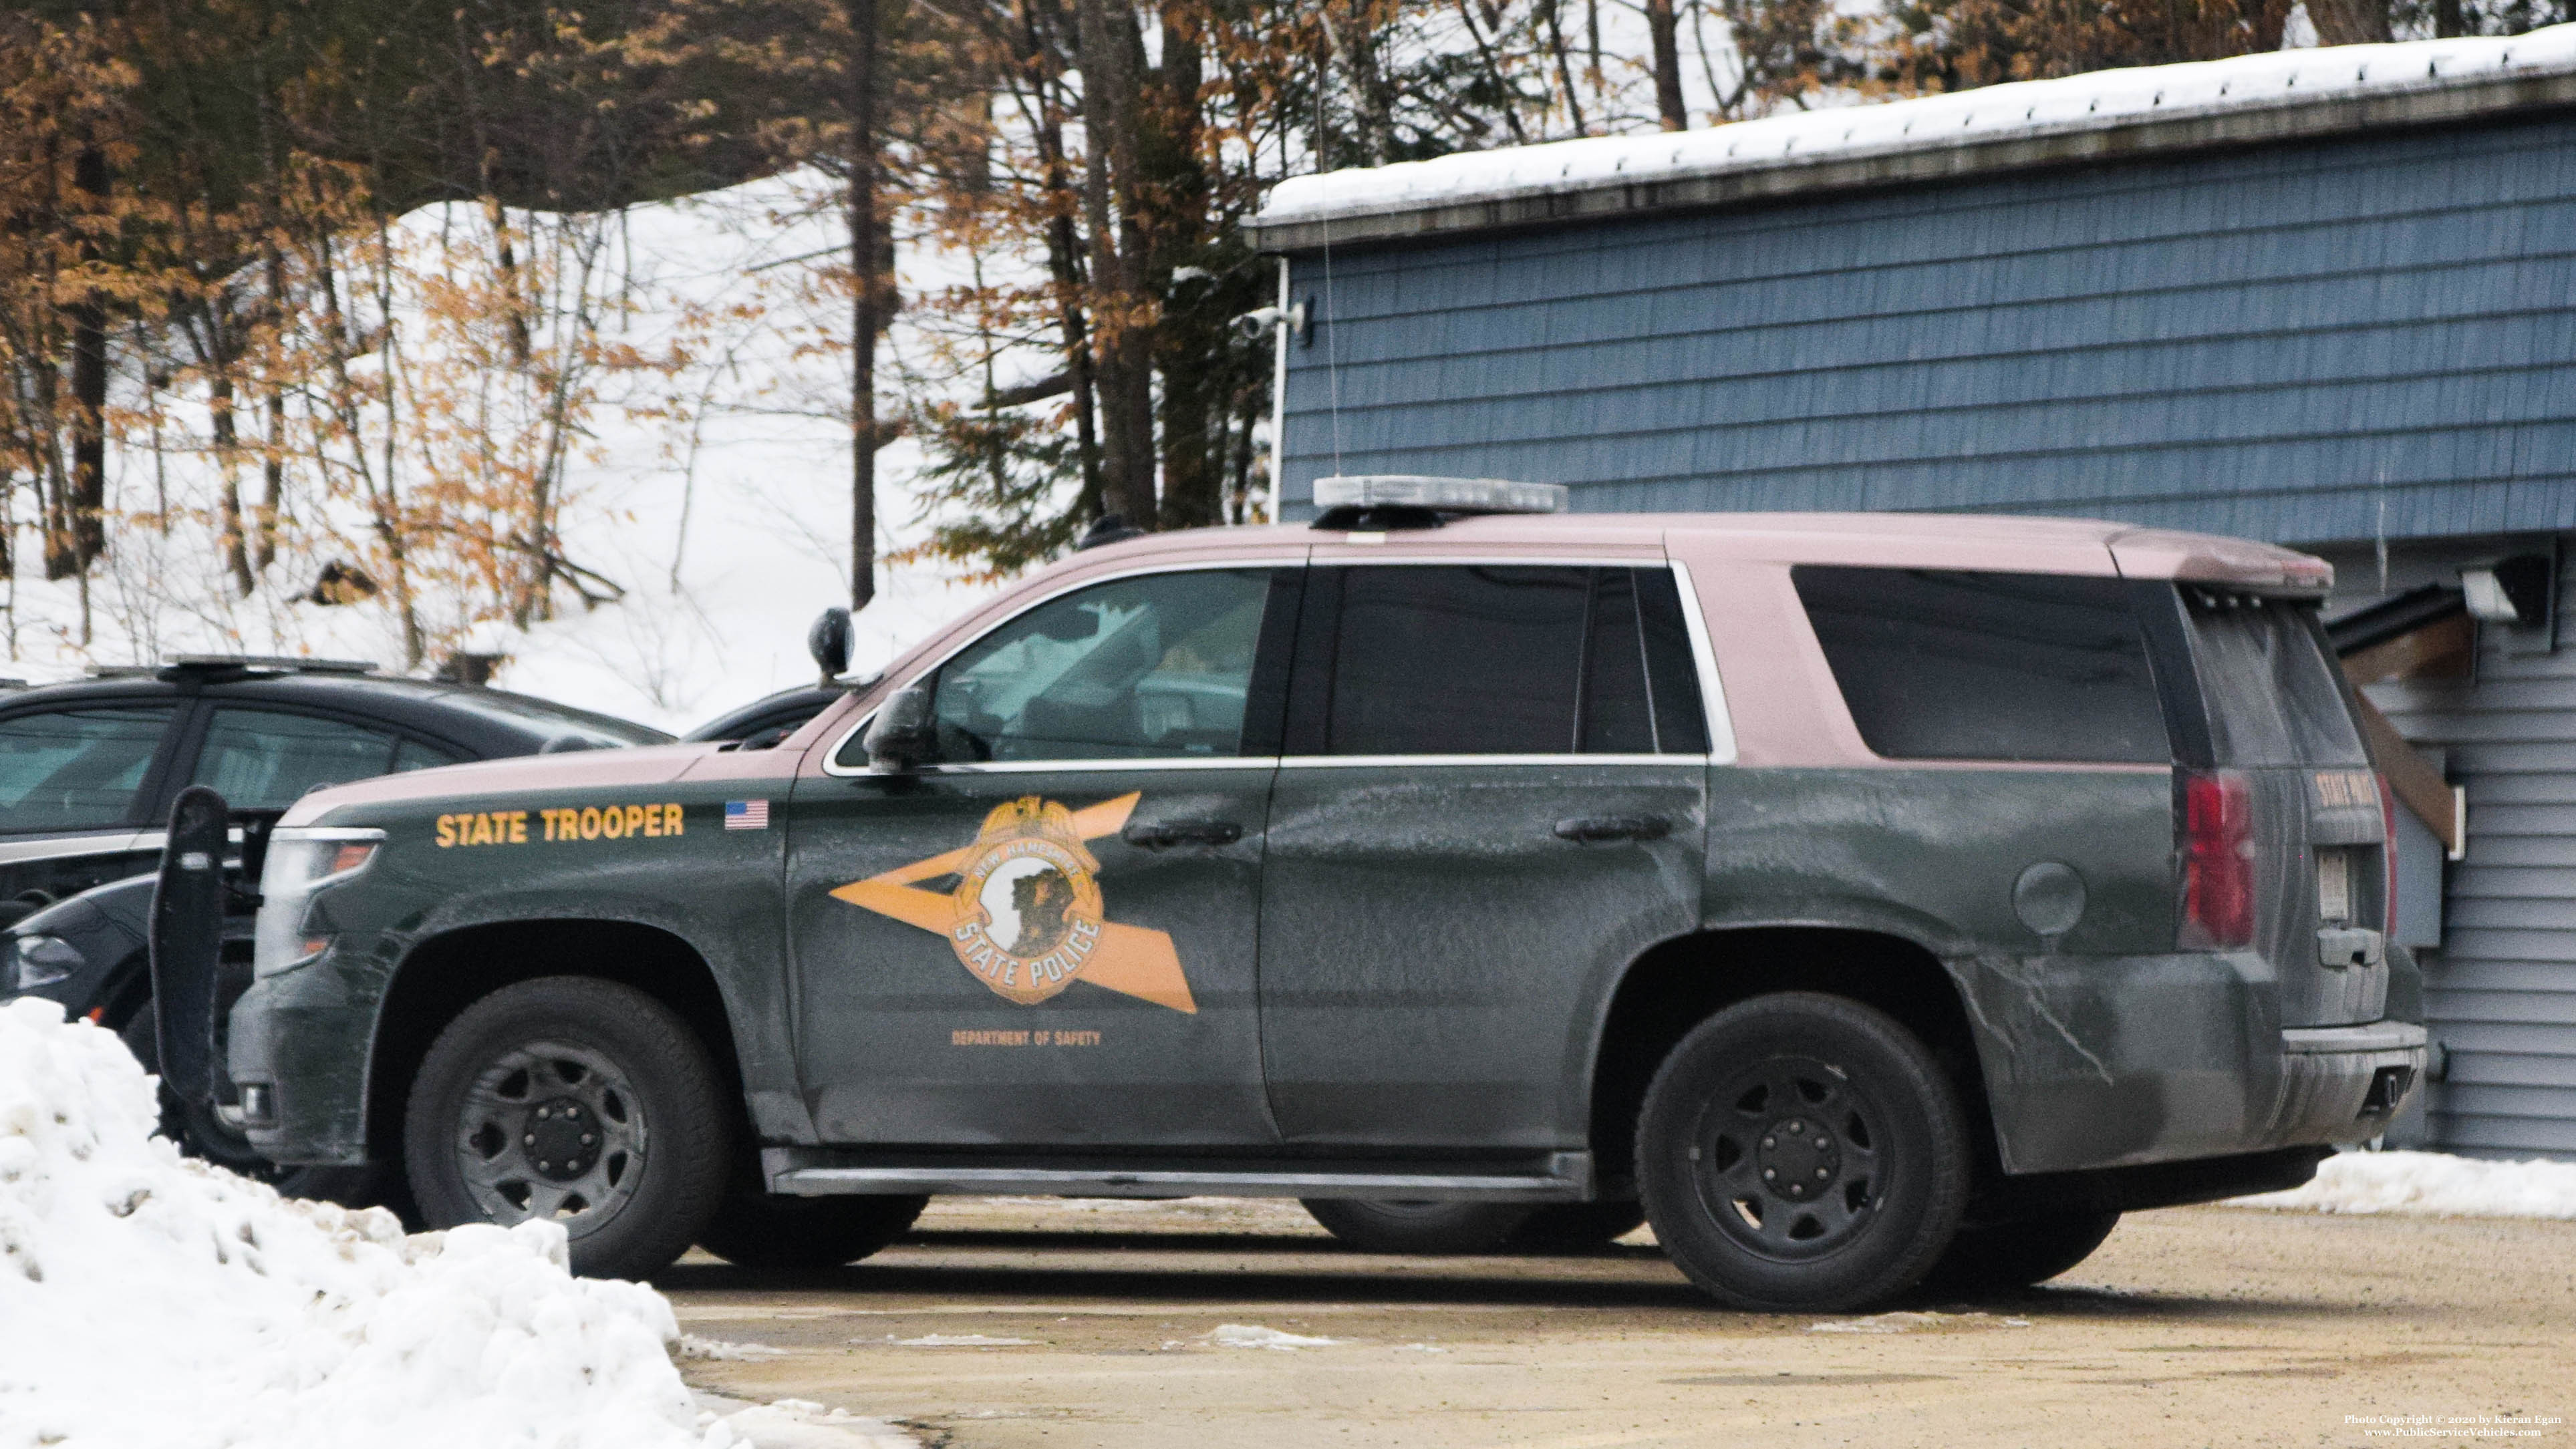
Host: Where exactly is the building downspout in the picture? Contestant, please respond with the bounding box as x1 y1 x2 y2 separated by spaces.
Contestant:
1267 256 1291 524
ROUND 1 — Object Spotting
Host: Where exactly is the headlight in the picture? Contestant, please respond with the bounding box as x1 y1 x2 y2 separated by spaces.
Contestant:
9 934 84 991
254 828 386 979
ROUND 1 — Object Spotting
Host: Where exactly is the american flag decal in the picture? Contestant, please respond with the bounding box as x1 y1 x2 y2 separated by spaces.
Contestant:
725 800 770 830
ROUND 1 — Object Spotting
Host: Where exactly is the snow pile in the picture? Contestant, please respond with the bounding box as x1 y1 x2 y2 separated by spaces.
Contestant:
1205 1324 1342 1351
0 997 704 1449
679 1336 793 1361
2229 1149 2576 1219
1807 1311 2031 1333
1258 23 2576 228
697 1398 915 1449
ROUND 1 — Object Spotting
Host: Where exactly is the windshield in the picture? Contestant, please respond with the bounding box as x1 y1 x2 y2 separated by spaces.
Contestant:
2181 589 2368 768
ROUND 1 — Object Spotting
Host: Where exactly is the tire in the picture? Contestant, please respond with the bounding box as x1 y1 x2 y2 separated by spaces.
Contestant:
1301 1199 1535 1255
403 977 731 1280
1508 1200 1650 1253
1916 1211 2120 1297
118 1008 380 1205
1635 992 1970 1313
698 1191 928 1269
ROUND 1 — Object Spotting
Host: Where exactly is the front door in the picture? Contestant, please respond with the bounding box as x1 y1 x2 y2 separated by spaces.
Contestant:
786 565 1300 1148
1258 562 1711 1152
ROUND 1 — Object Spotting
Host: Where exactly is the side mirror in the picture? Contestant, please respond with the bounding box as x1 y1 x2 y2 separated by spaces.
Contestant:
862 684 938 773
807 606 853 683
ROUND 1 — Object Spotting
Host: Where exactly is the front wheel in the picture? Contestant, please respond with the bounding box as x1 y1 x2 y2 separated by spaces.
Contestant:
1636 993 1969 1312
403 976 731 1279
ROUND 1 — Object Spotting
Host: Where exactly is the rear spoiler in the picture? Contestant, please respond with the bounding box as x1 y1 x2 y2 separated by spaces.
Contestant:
147 790 281 1121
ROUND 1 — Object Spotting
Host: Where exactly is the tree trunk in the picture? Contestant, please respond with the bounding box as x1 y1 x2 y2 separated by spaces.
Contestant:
1074 0 1156 525
1149 11 1220 532
847 0 888 611
2305 0 2392 45
1646 0 1687 130
67 148 109 574
208 372 257 597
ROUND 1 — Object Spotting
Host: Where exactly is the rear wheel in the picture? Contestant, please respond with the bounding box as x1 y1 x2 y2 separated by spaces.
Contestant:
403 977 730 1280
698 1191 928 1269
1636 993 1969 1312
1917 1210 2120 1297
1302 1199 1534 1255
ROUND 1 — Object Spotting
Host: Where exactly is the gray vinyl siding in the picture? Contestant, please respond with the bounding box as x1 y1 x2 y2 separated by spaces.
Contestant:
2305 541 2576 1161
1278 112 2576 542
2366 552 2576 1159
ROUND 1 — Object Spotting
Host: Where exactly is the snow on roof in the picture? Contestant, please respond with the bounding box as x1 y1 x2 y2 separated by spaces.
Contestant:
1255 25 2576 236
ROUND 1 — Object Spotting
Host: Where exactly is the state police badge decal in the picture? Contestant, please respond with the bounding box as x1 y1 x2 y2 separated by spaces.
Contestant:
829 792 1198 1014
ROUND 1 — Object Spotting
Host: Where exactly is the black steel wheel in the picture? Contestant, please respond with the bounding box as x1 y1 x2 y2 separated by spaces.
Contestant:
1301 1199 1535 1254
1917 1210 2121 1297
1636 992 1969 1312
1508 1200 1649 1253
404 977 730 1279
698 1191 929 1269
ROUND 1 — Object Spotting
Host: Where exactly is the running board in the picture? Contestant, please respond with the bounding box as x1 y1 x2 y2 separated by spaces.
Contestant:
762 1148 1592 1202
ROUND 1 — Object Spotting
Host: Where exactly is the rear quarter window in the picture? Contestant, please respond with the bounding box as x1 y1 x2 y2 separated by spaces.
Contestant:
1792 566 2170 764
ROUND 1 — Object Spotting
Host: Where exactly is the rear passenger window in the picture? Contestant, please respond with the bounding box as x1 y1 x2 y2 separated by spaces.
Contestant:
1319 566 1709 756
393 738 464 773
189 708 404 811
1792 567 2169 764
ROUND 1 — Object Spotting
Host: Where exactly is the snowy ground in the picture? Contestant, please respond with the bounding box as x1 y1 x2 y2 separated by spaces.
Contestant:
0 998 909 1449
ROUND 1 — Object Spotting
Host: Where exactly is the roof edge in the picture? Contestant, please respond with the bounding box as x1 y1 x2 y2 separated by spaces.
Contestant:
1248 65 2576 253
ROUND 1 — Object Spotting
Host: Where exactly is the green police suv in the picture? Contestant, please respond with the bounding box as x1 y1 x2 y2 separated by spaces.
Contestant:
225 480 2426 1309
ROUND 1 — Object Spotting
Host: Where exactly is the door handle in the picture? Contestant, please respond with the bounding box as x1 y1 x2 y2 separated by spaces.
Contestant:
1553 814 1671 844
1120 818 1245 849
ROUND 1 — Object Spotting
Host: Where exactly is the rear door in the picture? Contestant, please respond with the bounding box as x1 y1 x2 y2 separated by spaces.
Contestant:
1256 561 1711 1150
176 705 451 812
2170 589 2388 1027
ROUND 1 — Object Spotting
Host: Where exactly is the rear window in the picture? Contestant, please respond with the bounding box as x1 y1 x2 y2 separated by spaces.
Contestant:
2180 589 2368 767
1792 567 2170 764
1318 565 1709 756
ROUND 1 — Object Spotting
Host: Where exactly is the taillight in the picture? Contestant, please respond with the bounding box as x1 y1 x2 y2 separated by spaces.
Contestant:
2378 774 2397 937
2182 770 2256 949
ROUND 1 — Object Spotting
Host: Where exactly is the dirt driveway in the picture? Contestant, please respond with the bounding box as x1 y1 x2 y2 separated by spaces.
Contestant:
660 1197 2574 1448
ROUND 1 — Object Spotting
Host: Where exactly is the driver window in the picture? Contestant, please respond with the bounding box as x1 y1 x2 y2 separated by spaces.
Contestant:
925 569 1274 764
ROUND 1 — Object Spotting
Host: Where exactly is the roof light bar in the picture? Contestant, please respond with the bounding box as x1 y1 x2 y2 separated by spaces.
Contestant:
1312 475 1567 516
86 655 382 681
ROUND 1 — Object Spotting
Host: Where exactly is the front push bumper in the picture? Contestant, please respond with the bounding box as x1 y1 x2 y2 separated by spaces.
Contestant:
227 973 374 1167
